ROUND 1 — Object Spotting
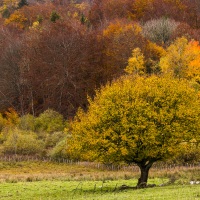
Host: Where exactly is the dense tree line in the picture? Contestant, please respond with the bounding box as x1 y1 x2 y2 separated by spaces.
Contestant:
1 0 200 117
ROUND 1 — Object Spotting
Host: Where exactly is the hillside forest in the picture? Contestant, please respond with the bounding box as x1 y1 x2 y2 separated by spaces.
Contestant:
0 0 200 179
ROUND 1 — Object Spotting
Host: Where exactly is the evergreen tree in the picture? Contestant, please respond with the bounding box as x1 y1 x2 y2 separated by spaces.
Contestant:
18 0 28 8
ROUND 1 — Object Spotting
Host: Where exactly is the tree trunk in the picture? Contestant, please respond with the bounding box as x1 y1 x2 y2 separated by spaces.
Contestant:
137 162 153 188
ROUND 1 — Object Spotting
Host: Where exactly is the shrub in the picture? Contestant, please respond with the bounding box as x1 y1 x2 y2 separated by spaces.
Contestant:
0 113 6 132
2 128 44 155
45 131 65 149
50 139 69 159
35 109 65 133
4 108 19 127
19 114 36 131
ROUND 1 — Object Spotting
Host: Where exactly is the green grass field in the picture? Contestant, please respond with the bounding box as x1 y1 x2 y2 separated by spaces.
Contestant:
1 180 200 200
0 161 199 200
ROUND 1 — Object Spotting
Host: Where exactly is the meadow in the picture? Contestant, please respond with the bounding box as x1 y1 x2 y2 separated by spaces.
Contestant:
0 161 199 199
1 180 200 200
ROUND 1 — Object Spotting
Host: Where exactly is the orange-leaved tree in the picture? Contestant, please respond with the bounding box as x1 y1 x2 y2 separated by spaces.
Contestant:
5 10 27 29
160 37 200 83
102 19 145 78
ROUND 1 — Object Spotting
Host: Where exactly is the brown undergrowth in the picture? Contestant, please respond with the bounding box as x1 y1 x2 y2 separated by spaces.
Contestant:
0 161 199 184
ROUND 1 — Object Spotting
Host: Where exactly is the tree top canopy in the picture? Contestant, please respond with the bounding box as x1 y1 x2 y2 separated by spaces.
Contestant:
69 75 200 165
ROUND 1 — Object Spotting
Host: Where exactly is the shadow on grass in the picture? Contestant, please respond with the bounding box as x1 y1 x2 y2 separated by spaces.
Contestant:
71 181 157 197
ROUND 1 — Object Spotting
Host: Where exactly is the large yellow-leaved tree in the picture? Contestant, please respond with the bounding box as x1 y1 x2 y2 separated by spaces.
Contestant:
68 75 200 187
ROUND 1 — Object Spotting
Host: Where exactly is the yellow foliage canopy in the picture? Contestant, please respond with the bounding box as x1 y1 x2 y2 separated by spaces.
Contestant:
67 76 200 164
125 48 145 75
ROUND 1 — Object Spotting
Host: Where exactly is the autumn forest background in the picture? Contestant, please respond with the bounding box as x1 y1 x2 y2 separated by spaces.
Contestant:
0 0 200 168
